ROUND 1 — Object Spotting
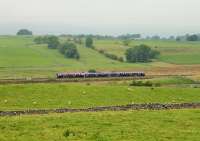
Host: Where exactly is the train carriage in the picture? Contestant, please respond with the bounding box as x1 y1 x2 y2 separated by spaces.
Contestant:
56 72 145 79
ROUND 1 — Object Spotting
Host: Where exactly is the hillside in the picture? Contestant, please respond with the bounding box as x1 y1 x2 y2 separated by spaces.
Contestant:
1 36 200 78
95 39 200 64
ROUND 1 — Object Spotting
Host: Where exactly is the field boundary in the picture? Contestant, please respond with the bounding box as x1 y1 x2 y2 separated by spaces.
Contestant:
0 103 199 116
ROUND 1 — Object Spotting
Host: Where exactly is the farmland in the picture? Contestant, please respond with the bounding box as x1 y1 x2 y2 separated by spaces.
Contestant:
1 36 200 79
0 110 200 141
95 39 200 64
1 35 200 141
1 82 200 110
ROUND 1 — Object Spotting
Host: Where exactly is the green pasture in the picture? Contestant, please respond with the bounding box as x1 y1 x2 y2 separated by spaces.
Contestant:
0 36 152 78
0 83 200 110
94 39 200 64
0 110 199 141
1 36 200 78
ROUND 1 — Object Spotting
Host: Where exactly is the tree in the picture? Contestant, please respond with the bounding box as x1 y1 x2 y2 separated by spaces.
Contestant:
85 37 93 48
125 44 160 63
47 36 60 49
17 29 32 35
187 34 199 41
59 42 80 59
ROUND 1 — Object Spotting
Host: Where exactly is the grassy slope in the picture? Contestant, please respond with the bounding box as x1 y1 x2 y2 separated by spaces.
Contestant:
0 110 199 141
0 83 200 110
0 36 149 78
94 39 200 64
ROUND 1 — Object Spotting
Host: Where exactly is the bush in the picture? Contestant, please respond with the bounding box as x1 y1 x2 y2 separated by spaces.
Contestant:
118 57 124 62
125 44 160 63
88 69 96 73
98 49 105 54
130 80 153 87
104 53 118 60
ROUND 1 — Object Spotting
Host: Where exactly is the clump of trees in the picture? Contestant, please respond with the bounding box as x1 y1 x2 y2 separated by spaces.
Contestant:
34 36 80 59
176 34 200 42
85 37 94 48
59 42 80 59
187 34 199 41
125 44 160 63
46 36 60 49
17 29 32 35
34 36 59 49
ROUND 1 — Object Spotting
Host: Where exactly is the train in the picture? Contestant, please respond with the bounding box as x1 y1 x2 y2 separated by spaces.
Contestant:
56 72 145 79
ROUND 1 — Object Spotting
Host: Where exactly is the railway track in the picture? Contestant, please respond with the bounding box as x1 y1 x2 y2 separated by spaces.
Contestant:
0 103 199 116
0 74 191 84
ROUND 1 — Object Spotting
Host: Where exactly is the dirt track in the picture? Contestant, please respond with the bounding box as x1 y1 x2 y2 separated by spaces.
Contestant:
0 103 199 116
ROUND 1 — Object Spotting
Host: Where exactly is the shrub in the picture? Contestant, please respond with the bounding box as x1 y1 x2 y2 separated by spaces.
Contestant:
130 80 153 87
105 53 118 60
88 69 96 73
118 57 124 62
98 49 105 54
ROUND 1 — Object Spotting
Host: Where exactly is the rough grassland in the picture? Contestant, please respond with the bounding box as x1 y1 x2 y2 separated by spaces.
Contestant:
0 110 200 141
0 83 200 110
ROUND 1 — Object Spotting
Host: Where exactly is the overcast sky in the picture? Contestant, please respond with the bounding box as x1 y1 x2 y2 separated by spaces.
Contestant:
0 0 200 36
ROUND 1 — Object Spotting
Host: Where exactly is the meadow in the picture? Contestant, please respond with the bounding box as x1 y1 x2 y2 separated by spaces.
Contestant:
0 36 146 78
1 36 200 141
1 36 200 79
0 110 199 141
94 39 200 64
0 82 200 110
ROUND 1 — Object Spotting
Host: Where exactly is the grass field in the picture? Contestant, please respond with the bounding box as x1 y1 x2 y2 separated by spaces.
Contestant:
1 36 200 141
0 82 200 110
0 36 150 78
0 110 199 141
1 36 200 78
94 39 200 64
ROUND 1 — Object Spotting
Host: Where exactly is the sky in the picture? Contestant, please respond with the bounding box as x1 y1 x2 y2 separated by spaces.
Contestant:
0 0 200 36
